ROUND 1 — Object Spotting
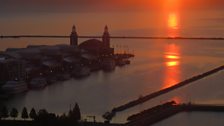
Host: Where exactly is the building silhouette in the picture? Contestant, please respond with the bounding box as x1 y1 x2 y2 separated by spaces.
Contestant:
78 25 114 56
70 25 78 47
102 25 110 49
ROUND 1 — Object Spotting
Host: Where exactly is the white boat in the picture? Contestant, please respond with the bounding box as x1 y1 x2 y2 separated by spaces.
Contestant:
2 81 28 94
30 77 47 89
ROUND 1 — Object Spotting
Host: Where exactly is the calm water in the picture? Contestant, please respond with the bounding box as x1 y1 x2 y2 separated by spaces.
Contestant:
1 10 224 125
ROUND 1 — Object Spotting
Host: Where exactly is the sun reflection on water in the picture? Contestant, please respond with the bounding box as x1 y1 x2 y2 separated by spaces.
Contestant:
163 43 181 89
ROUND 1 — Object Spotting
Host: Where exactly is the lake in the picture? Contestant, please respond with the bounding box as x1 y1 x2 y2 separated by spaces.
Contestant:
0 10 224 125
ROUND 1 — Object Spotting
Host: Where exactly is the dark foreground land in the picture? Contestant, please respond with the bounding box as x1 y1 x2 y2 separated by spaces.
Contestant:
2 101 224 126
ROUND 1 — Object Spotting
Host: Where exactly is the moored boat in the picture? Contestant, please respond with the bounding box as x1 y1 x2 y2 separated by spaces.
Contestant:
2 81 28 94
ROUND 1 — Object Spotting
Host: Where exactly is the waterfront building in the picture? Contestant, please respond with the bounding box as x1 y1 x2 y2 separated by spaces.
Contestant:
79 26 114 56
0 57 26 82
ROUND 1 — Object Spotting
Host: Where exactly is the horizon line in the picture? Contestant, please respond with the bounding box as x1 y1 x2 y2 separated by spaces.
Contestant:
1 35 224 41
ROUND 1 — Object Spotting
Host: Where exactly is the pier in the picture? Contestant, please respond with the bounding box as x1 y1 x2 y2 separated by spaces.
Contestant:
103 65 224 121
0 26 134 96
126 101 224 126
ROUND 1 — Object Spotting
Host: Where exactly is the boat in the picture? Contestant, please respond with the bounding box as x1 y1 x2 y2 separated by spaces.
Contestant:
29 77 47 89
2 81 28 94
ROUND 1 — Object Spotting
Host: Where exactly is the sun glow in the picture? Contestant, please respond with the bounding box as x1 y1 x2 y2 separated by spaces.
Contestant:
165 0 180 10
164 0 180 38
168 13 178 30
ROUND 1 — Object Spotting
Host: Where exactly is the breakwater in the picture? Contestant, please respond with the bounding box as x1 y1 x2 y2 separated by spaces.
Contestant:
126 101 224 126
103 65 224 121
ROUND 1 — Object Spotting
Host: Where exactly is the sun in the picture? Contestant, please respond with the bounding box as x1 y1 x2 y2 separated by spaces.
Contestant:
168 12 178 30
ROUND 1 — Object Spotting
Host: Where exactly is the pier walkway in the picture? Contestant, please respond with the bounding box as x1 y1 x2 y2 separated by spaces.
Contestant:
103 65 224 121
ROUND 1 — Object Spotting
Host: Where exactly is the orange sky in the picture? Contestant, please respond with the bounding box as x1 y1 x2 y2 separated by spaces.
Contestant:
0 0 223 14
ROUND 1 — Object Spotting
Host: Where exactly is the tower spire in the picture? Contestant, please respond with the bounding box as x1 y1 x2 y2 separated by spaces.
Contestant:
72 25 76 33
102 25 110 48
104 25 108 33
70 25 78 46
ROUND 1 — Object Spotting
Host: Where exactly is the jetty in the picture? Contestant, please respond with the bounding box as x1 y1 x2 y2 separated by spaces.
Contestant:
126 101 224 126
103 65 224 121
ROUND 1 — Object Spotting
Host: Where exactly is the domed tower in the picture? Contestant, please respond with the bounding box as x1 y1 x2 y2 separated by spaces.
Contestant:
102 25 110 49
70 25 78 46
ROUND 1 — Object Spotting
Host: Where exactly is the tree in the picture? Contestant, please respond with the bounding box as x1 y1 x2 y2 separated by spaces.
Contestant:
73 103 81 121
38 109 48 116
36 109 48 122
29 108 37 120
59 113 67 121
10 108 18 120
67 103 81 122
21 107 29 120
1 106 9 119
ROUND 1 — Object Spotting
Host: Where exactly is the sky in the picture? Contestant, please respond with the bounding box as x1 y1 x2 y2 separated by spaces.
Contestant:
0 0 223 36
1 0 224 14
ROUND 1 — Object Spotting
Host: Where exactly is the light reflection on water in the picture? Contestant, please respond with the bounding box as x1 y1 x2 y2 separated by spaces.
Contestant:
163 43 181 89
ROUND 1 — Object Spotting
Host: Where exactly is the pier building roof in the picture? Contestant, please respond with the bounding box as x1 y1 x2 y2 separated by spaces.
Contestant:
79 39 104 50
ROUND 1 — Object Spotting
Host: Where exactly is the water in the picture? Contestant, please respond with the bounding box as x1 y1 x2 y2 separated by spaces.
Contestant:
0 10 224 125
